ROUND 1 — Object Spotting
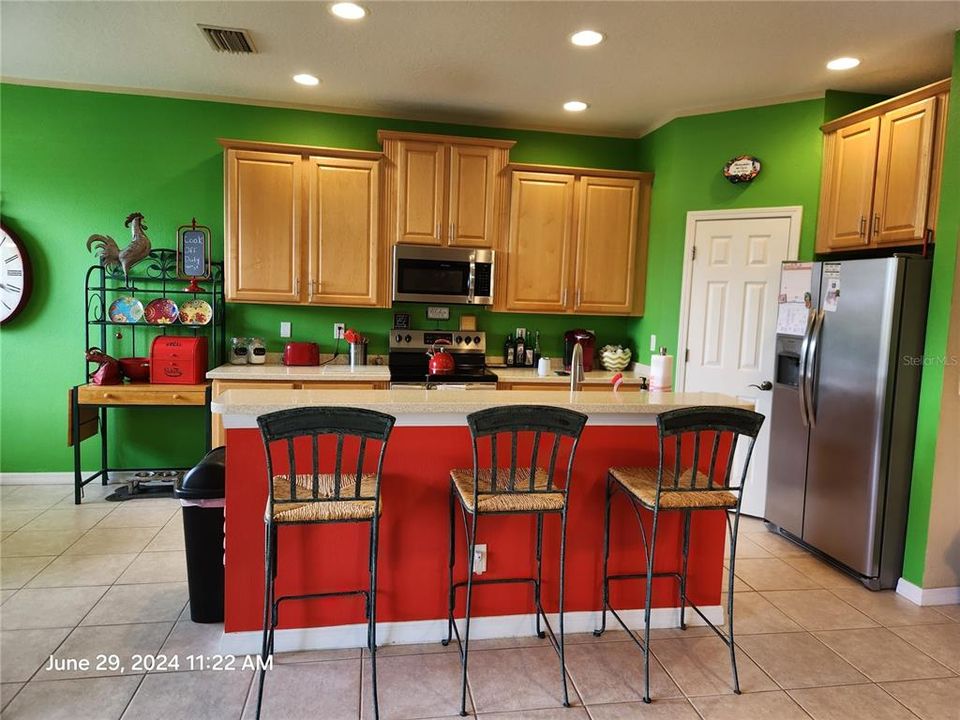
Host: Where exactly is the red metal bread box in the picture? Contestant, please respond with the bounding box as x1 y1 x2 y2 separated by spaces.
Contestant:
150 336 208 384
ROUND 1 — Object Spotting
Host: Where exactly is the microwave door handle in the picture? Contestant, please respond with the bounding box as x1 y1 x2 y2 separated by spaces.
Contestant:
467 258 476 303
797 309 815 427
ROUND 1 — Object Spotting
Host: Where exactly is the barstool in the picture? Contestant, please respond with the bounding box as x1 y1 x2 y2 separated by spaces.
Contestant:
594 406 764 702
443 405 588 716
255 407 396 720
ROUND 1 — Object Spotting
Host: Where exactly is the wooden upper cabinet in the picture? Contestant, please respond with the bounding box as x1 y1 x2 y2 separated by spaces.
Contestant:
819 118 879 250
816 79 949 254
872 97 937 245
225 150 302 302
448 144 498 247
573 176 640 314
396 140 445 246
379 131 514 250
306 156 380 306
505 172 576 313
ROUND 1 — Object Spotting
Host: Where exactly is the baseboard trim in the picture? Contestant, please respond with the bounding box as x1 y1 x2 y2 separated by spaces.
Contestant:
896 577 960 606
219 605 724 655
0 472 88 485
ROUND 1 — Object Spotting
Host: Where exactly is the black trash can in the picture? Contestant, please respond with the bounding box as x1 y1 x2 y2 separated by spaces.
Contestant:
175 446 226 623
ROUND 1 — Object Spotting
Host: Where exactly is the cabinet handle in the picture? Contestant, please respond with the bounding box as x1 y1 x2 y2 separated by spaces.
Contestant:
859 215 866 239
873 213 880 237
295 278 300 296
173 394 183 400
436 222 440 239
450 222 455 240
576 288 581 307
562 288 568 306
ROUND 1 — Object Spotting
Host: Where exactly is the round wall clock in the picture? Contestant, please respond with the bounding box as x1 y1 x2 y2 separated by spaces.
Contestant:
723 155 762 184
0 224 33 325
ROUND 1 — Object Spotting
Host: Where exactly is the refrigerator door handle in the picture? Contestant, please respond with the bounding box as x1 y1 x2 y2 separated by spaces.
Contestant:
806 310 826 427
797 309 816 427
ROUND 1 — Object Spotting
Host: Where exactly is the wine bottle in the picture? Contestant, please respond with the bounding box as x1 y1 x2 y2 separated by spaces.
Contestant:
532 330 541 367
515 330 526 368
504 334 515 367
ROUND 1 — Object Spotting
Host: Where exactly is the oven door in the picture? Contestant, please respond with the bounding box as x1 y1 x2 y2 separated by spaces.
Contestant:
393 245 494 305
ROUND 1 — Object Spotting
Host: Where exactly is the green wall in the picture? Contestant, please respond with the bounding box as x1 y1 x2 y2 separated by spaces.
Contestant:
0 83 636 473
629 98 826 362
901 31 960 586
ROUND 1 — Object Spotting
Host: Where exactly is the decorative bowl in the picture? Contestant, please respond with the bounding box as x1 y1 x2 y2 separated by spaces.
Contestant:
600 345 632 372
108 296 144 323
144 298 179 324
179 299 212 326
119 357 150 382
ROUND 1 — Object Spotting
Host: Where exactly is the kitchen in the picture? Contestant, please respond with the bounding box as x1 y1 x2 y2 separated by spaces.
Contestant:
2 2 960 719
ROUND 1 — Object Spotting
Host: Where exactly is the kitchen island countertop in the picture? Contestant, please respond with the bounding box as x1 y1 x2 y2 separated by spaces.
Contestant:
206 362 390 382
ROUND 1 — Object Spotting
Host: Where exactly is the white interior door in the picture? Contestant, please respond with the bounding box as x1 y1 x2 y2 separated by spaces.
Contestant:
680 211 800 517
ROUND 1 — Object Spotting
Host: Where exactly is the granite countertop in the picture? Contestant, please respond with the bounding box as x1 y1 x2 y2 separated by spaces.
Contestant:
213 387 748 426
207 362 390 382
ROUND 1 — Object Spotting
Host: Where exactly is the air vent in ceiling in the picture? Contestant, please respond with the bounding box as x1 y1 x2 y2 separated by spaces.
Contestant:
198 24 257 54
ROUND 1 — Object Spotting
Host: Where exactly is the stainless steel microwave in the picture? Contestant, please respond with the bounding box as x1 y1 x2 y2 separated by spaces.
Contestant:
393 245 495 305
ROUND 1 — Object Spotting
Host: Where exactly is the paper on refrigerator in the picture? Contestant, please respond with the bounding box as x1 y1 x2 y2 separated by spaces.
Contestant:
777 262 813 336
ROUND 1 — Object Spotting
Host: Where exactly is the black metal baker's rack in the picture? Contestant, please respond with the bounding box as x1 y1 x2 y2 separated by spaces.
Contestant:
83 249 226 370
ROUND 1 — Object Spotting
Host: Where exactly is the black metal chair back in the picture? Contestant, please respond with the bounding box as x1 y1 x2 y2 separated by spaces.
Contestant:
257 406 396 513
655 406 765 497
466 405 588 503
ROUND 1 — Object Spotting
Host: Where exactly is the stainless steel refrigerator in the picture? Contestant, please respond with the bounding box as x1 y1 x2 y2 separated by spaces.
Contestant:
765 256 931 590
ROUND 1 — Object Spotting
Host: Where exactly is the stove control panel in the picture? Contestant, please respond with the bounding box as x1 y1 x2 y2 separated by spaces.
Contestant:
390 329 485 353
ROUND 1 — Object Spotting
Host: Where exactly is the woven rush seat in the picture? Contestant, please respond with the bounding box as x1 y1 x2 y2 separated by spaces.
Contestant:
609 466 738 509
268 473 380 523
450 467 565 513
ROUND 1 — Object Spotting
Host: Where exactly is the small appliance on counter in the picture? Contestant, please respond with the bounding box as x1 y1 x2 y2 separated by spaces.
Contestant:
282 341 320 366
150 336 208 384
563 329 596 372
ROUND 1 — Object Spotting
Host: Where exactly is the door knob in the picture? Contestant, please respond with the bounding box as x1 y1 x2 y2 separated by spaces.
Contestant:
749 381 773 391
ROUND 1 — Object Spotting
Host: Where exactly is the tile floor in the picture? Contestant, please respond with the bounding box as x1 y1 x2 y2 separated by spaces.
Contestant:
1 483 959 719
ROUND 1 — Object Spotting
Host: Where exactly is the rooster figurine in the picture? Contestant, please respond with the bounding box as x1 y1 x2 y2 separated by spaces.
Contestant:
86 212 152 287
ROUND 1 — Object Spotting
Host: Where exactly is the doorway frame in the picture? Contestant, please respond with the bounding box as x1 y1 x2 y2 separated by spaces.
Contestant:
676 206 804 390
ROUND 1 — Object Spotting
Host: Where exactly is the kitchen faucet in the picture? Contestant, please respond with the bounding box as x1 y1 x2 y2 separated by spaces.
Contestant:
570 341 584 392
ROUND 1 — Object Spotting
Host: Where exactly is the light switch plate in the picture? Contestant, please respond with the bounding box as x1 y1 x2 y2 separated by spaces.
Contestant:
426 306 450 320
280 322 291 339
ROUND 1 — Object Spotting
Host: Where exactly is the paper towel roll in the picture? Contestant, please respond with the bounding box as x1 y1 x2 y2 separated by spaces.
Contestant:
650 352 674 390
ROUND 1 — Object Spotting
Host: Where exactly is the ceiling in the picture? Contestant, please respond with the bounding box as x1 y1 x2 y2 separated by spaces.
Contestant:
2 1 958 137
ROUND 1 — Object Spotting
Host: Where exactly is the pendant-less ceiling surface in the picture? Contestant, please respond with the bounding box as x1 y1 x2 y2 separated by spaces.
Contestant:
2 1 958 136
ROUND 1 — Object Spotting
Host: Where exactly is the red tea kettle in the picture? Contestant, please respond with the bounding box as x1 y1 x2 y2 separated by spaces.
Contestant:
427 340 456 375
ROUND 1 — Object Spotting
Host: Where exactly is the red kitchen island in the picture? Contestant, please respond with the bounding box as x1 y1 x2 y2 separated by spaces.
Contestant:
212 388 746 654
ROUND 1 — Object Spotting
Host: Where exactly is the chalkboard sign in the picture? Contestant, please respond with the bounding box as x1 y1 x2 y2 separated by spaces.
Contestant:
177 222 211 280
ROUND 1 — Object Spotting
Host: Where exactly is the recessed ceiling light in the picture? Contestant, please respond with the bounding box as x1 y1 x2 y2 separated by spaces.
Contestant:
827 57 860 71
293 73 320 86
570 29 604 47
331 2 367 20
563 100 589 112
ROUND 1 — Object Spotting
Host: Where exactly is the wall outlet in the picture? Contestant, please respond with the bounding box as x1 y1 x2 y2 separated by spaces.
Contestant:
280 322 291 339
334 323 345 340
650 334 657 352
473 544 487 575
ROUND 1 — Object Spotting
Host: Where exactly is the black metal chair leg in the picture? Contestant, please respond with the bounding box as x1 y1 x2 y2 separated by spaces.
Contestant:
458 512 478 717
535 513 546 639
442 484 456 647
558 505 571 707
642 506 660 704
268 523 278 657
255 521 274 720
726 510 742 694
679 509 692 630
594 475 613 637
369 516 381 719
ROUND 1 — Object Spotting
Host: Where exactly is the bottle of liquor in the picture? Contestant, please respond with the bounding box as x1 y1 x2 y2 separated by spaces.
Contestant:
504 334 515 367
514 330 526 368
532 330 541 367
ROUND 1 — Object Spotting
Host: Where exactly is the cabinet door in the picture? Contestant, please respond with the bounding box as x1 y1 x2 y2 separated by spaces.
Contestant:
225 150 302 302
819 118 880 250
573 176 639 314
448 145 497 247
306 156 380 306
396 141 445 245
872 97 937 245
504 172 576 313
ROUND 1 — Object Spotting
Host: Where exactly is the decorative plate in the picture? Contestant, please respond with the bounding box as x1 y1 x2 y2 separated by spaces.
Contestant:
723 155 761 184
144 297 179 324
108 296 144 324
179 298 212 326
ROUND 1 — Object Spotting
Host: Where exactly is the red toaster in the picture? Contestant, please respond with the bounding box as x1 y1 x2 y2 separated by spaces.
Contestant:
150 336 209 384
282 341 320 366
